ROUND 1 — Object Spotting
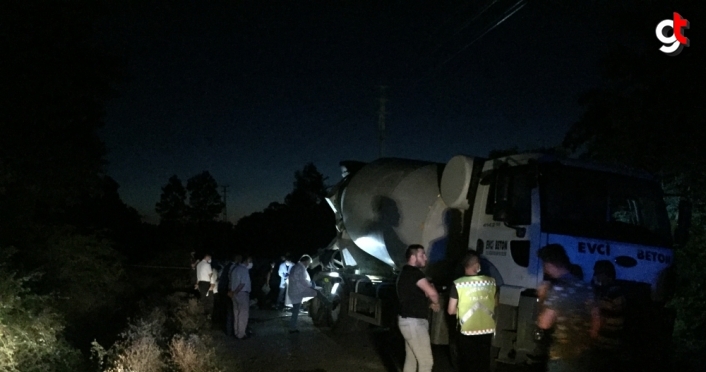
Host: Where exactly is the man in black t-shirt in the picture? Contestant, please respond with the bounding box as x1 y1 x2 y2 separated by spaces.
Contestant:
396 244 440 372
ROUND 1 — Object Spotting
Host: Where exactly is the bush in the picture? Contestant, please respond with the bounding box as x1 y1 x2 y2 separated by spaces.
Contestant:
93 295 224 372
0 248 85 372
670 222 706 371
43 233 127 321
170 298 208 336
169 334 222 372
91 309 167 372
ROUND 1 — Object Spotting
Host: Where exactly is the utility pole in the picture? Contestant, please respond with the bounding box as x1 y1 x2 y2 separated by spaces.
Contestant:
221 184 229 222
378 85 388 158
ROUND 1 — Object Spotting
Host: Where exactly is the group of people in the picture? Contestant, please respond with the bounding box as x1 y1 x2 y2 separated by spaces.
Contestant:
396 243 626 372
193 252 255 339
192 251 321 339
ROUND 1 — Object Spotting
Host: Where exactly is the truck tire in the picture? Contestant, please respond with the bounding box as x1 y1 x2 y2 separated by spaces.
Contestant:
326 294 343 327
328 283 364 333
309 296 327 326
308 290 347 329
308 284 347 329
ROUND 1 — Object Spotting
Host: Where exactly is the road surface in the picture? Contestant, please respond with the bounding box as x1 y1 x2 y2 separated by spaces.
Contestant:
212 307 537 372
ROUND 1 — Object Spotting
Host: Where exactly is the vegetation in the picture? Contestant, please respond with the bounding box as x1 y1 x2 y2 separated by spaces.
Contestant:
156 172 226 227
1 0 703 371
561 0 706 368
0 249 85 372
90 296 226 372
153 163 335 260
233 162 336 259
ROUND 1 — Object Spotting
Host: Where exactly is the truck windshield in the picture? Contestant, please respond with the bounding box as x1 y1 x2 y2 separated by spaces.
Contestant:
539 164 672 247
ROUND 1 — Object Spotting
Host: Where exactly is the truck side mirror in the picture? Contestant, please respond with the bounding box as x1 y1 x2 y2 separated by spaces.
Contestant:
493 169 511 222
674 199 692 247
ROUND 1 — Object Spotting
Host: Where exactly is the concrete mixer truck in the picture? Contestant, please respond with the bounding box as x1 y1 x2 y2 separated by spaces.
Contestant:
308 153 687 367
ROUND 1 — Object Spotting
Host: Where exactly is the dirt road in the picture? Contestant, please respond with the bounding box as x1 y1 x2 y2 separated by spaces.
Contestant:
212 308 535 372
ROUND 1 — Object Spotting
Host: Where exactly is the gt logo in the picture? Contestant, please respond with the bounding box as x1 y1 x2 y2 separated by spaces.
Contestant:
656 12 690 56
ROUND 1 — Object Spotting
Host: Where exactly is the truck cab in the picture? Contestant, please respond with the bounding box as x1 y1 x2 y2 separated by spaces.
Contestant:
311 153 679 369
441 153 675 365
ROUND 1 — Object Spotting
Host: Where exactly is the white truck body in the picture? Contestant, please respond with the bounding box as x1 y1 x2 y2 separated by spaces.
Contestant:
311 153 676 366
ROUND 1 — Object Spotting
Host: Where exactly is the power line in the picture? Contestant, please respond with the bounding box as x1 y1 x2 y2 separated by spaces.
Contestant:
378 85 388 158
221 184 230 222
413 0 528 87
412 0 481 55
409 0 500 77
437 0 527 70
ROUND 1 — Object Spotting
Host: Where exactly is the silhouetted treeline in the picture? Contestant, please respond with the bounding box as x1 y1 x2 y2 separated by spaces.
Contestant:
233 163 336 260
0 0 144 367
152 163 336 262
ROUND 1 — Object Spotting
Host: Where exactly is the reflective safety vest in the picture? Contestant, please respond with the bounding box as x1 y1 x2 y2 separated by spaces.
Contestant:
453 275 496 336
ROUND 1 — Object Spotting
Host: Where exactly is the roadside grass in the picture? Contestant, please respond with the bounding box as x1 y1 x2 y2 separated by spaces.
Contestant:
92 295 235 372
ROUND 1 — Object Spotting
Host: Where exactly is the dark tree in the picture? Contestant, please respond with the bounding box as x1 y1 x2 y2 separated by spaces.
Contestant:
234 163 335 259
562 1 705 368
186 171 225 224
0 0 121 246
0 0 142 352
285 163 329 207
155 175 188 225
563 0 706 204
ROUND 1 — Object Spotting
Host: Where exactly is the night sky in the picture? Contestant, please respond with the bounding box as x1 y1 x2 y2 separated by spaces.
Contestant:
98 0 619 223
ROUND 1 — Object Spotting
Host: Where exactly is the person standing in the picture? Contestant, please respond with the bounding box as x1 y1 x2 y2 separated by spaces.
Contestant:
258 261 275 309
209 265 219 326
229 254 253 340
591 260 628 372
287 255 319 333
447 251 497 372
396 244 440 372
218 254 240 336
535 244 600 372
195 253 214 318
277 255 294 310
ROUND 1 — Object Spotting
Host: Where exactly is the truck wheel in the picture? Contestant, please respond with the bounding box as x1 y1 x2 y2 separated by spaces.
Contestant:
328 292 346 328
309 297 327 326
330 285 364 333
307 292 345 329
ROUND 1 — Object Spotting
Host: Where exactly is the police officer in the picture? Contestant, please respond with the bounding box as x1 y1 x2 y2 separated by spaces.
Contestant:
447 251 497 372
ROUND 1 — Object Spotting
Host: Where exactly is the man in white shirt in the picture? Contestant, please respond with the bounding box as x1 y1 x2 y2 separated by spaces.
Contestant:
277 255 294 310
287 255 320 333
195 253 214 318
229 254 253 339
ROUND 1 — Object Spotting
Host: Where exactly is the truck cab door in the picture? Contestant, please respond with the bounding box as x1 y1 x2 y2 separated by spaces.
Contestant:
470 165 542 291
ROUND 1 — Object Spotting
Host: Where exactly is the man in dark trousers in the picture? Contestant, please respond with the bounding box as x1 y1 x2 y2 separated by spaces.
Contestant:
396 244 441 372
194 252 214 318
447 251 497 372
591 260 628 372
536 244 600 372
217 254 239 336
